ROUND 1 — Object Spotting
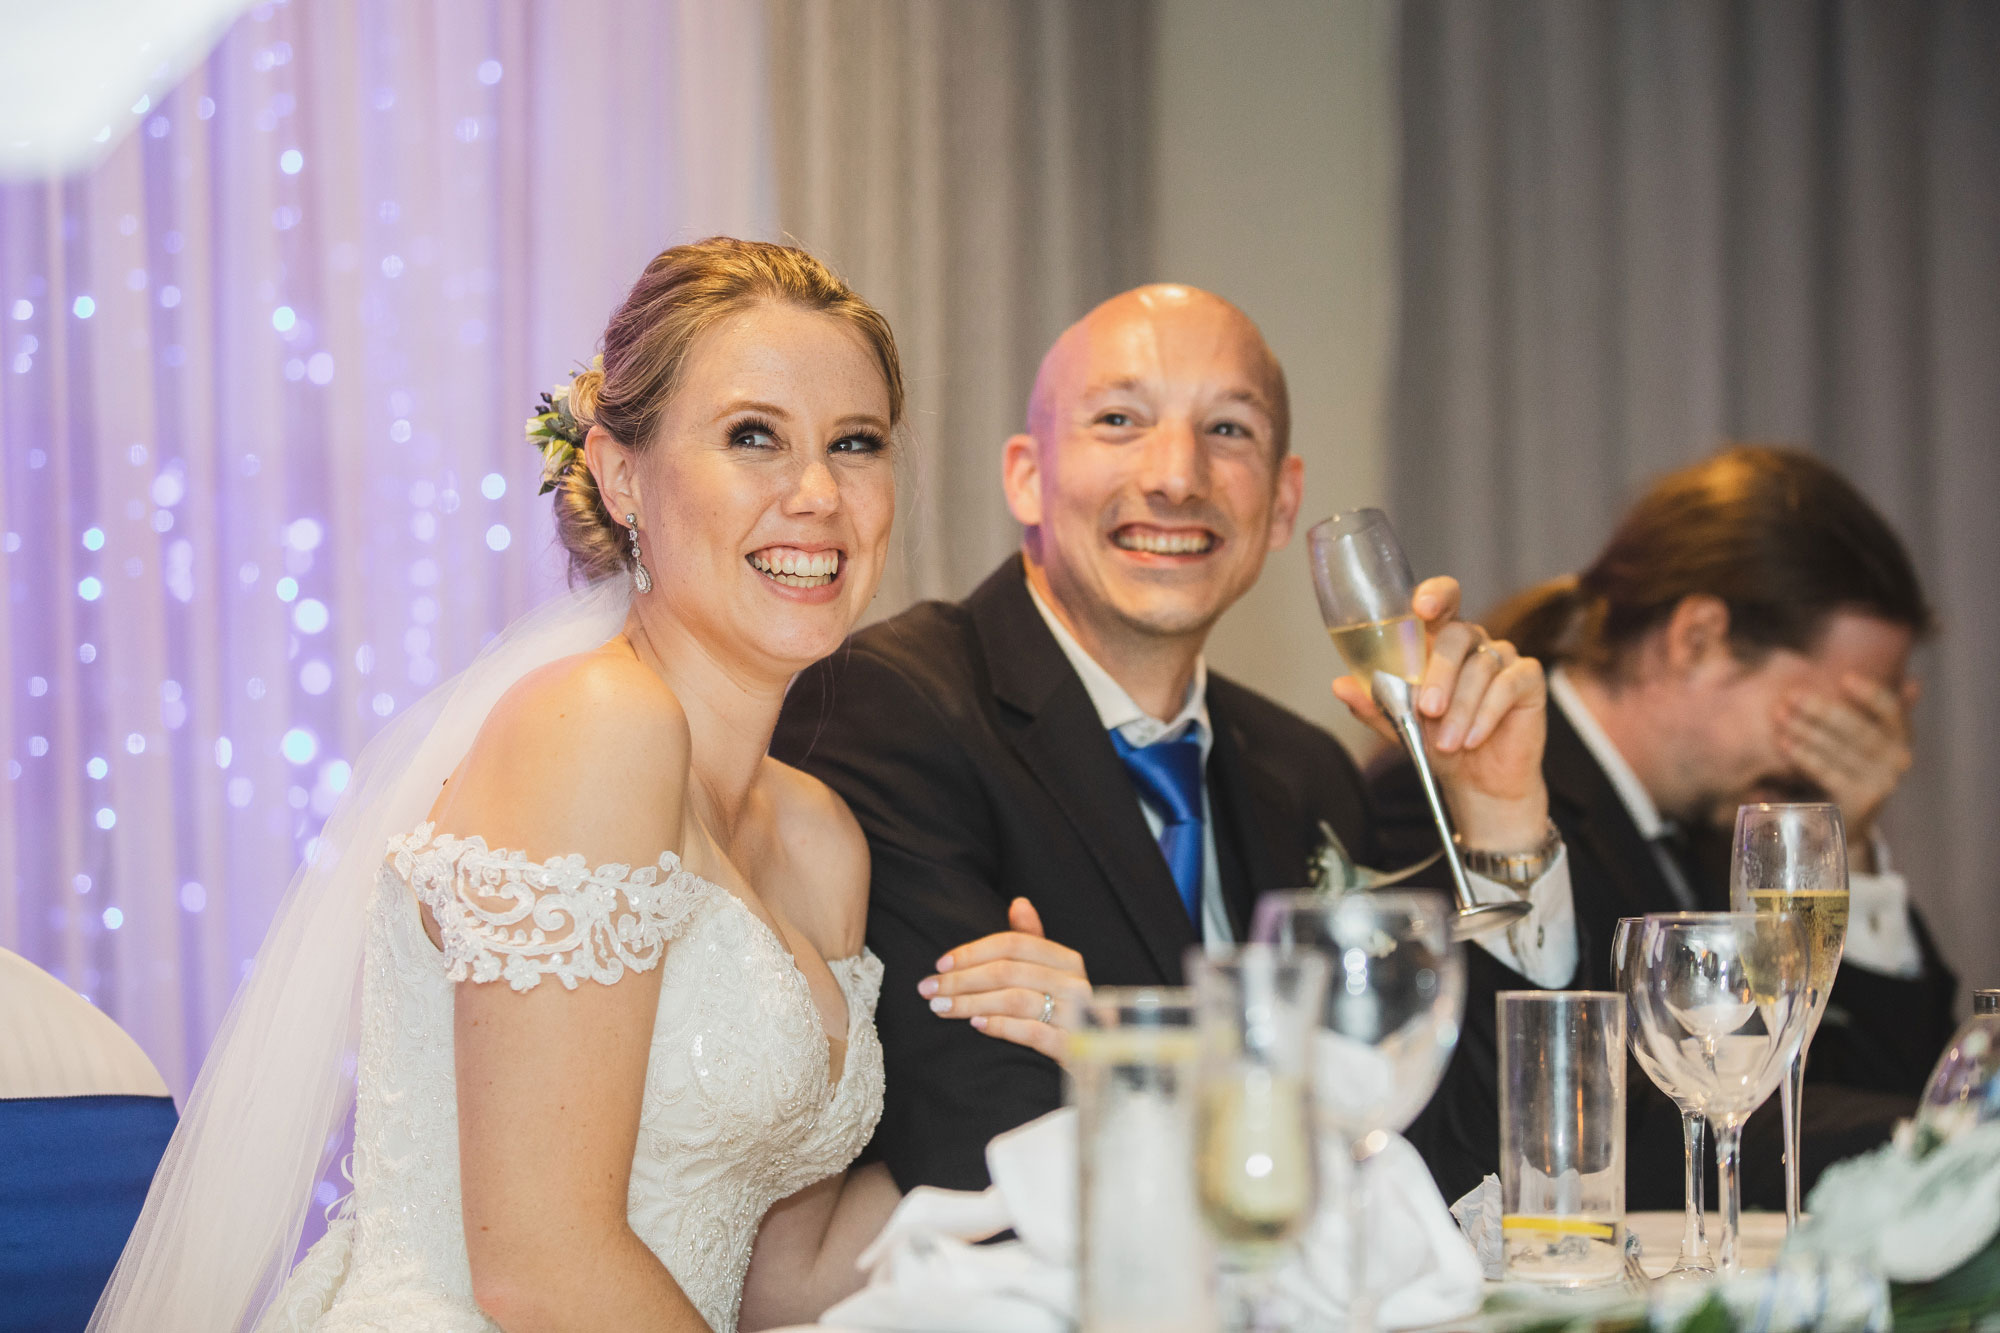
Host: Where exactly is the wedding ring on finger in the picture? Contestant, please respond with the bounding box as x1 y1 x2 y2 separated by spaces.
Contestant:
1039 992 1056 1025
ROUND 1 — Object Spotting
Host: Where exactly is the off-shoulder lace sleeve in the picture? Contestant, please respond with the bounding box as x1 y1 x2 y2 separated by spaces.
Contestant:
387 823 713 993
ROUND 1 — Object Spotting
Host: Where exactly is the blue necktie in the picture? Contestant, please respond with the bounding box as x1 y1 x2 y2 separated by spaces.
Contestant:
1111 729 1206 927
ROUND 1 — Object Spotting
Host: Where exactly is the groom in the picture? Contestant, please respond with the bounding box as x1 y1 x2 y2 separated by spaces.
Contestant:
771 284 1573 1192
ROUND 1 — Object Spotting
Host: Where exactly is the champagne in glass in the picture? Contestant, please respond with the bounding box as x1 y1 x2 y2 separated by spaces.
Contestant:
1197 1070 1315 1249
1729 802 1848 1229
1326 614 1428 687
1306 510 1527 940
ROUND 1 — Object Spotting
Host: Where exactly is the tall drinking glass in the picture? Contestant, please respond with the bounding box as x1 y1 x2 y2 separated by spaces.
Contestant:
1189 948 1330 1333
1306 510 1528 941
1249 890 1465 1332
1610 917 1714 1279
1628 912 1813 1273
1497 991 1626 1287
1729 802 1848 1228
1070 988 1212 1333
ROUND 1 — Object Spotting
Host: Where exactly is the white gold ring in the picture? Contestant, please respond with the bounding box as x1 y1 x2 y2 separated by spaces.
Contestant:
1039 992 1056 1025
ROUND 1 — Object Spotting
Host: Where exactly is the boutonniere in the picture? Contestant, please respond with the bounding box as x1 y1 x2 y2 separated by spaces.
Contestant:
1307 820 1442 896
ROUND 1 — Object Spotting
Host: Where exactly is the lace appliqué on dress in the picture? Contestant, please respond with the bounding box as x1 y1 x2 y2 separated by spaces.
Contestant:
389 823 711 992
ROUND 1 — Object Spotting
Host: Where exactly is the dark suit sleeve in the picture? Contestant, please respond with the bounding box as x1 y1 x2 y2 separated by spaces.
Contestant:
772 646 1061 1193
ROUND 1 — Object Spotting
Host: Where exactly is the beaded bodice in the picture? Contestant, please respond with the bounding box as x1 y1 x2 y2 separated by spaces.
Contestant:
257 826 884 1333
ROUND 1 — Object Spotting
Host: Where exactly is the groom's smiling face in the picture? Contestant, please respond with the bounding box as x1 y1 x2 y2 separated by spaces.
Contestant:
1003 286 1303 650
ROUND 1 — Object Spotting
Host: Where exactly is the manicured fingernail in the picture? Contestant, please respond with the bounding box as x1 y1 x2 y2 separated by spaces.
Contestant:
929 996 953 1014
970 1015 989 1031
934 955 955 972
917 976 938 998
1423 687 1446 714
1437 723 1461 750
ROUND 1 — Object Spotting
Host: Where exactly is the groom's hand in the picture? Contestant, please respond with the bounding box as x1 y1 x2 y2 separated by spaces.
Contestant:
1330 575 1550 851
919 898 1090 1062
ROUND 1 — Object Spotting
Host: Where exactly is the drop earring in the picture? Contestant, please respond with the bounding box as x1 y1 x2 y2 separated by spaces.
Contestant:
625 513 653 594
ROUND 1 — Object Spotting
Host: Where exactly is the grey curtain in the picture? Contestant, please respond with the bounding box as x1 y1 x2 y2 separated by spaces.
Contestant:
764 0 1154 612
1393 1 2000 993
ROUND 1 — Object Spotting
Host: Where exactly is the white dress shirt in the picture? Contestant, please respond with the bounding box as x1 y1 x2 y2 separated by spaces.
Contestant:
1548 667 1923 977
1027 579 1577 986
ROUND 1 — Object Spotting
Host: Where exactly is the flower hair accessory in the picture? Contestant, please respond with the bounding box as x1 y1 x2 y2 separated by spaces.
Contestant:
526 356 601 494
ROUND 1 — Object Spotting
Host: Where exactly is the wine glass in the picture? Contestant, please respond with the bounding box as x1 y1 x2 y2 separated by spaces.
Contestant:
1189 947 1329 1333
1306 510 1528 941
1250 890 1465 1332
1728 802 1848 1228
1611 917 1715 1280
1627 911 1813 1273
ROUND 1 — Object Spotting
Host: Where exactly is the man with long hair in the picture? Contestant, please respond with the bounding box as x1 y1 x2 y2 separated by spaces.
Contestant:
1396 444 1957 1206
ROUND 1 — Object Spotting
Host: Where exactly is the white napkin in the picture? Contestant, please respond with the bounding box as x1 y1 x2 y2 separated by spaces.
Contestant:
1449 1173 1505 1280
826 1109 1484 1332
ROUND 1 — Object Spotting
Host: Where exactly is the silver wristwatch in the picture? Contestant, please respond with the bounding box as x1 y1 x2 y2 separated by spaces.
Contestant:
1454 820 1562 889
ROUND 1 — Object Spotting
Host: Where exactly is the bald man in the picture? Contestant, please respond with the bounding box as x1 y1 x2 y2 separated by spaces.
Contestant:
770 286 1570 1192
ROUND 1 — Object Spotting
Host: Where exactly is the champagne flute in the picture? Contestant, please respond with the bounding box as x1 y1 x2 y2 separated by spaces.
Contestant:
1627 911 1813 1273
1728 802 1848 1228
1307 510 1528 941
1250 890 1464 1333
1611 917 1714 1279
1190 947 1329 1333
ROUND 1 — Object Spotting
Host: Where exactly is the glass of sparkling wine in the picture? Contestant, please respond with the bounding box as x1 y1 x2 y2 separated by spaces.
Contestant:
1190 947 1329 1333
1729 802 1849 1228
1498 991 1628 1287
1610 917 1715 1280
1306 510 1526 940
1628 912 1813 1274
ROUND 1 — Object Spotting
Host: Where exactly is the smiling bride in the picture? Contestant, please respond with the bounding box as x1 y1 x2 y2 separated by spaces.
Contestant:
88 238 1081 1333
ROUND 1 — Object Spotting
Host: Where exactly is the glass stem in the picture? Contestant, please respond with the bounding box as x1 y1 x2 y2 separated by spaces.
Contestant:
1346 1136 1376 1333
1781 1053 1803 1228
1713 1120 1745 1275
1677 1108 1711 1269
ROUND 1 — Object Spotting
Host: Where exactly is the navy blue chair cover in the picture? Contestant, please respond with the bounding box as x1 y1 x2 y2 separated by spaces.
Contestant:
0 1094 178 1333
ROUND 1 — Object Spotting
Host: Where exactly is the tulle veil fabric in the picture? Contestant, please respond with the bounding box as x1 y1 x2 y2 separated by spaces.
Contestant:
89 576 634 1333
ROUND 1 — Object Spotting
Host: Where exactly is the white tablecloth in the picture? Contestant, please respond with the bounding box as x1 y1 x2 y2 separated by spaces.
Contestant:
1626 1209 1788 1279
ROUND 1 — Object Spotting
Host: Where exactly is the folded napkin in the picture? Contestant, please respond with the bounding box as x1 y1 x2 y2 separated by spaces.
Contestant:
824 1110 1484 1332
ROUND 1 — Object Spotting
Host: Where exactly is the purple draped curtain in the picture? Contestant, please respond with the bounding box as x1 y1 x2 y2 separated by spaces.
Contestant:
0 0 773 1103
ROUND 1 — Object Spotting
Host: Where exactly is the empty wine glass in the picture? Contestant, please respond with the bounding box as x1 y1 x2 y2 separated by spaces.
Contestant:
1628 911 1813 1273
1611 917 1714 1280
1250 890 1465 1332
1306 510 1528 941
1729 802 1848 1228
1190 947 1329 1333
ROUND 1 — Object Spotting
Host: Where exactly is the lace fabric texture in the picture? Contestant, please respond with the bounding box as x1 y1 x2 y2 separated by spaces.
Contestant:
257 825 884 1333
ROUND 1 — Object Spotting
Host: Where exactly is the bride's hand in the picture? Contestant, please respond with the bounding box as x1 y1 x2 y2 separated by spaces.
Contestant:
918 899 1090 1063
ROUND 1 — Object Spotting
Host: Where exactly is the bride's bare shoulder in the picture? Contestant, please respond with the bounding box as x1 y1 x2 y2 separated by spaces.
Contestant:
752 759 869 955
432 646 690 862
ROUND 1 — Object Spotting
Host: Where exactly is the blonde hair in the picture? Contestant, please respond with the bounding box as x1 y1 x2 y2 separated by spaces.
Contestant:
550 237 905 583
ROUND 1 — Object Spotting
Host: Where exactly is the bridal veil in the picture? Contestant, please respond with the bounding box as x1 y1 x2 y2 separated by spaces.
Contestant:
89 577 633 1333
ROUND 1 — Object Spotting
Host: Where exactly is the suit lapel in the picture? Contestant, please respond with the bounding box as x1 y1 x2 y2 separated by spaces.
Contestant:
1544 705 1678 980
969 560 1199 980
1206 700 1287 940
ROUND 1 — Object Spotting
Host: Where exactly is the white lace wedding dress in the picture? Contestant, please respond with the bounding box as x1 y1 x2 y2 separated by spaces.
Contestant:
255 823 885 1333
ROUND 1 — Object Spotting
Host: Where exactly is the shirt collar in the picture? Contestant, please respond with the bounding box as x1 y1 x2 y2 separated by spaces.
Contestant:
1026 575 1210 754
1548 665 1666 838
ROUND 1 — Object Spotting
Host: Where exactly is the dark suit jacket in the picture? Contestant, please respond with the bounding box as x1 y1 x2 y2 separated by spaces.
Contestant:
770 556 1396 1192
1381 702 1960 1208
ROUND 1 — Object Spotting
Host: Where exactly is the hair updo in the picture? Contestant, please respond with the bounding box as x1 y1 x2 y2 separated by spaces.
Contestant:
548 237 905 584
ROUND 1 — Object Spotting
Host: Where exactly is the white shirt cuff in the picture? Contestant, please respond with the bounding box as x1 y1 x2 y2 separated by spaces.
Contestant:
1844 868 1924 979
1464 845 1578 988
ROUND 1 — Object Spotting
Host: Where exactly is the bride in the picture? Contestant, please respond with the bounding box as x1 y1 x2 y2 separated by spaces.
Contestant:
90 238 1083 1333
